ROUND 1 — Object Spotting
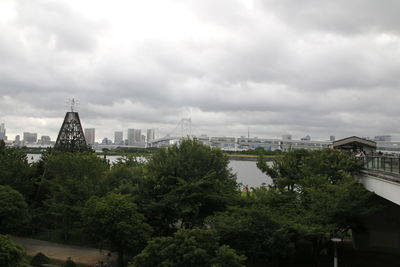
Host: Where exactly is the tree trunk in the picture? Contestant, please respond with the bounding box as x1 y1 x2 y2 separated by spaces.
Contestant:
118 248 125 267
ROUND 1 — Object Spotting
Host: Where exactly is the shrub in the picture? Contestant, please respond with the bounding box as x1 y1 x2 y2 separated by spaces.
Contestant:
30 252 50 266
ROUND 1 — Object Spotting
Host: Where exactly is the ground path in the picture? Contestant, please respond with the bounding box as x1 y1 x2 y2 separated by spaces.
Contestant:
11 236 116 266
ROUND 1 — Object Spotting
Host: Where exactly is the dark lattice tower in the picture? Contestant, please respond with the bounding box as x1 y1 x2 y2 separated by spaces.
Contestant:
54 101 87 152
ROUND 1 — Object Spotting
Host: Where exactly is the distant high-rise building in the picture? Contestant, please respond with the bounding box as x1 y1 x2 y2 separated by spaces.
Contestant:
127 129 135 145
114 131 123 145
134 130 142 143
127 129 141 145
374 135 392 142
23 132 37 144
0 123 5 140
41 136 51 142
330 135 335 142
141 134 146 143
14 135 21 146
147 129 155 142
40 135 51 145
84 128 95 145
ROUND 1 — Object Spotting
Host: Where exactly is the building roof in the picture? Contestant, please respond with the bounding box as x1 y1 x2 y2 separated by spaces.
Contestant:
332 136 376 149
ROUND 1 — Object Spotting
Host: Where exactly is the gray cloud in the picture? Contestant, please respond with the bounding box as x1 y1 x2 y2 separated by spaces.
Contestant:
0 0 399 141
257 0 400 34
14 0 103 52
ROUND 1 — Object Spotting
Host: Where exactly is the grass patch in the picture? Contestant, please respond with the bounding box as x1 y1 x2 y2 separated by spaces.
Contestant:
26 255 89 267
30 229 94 247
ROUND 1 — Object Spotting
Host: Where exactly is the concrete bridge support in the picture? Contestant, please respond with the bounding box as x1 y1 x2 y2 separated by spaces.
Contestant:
353 171 400 253
352 196 400 253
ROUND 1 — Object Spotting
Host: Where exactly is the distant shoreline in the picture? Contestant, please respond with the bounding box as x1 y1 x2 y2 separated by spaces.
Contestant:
26 151 277 162
227 154 275 162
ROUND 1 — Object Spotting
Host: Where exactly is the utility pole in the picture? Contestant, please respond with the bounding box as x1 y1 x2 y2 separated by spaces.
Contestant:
331 238 341 267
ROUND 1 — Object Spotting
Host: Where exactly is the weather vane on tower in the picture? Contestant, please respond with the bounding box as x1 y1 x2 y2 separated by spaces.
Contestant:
66 98 79 112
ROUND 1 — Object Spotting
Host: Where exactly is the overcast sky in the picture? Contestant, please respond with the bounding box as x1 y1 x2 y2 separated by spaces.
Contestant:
1 0 400 142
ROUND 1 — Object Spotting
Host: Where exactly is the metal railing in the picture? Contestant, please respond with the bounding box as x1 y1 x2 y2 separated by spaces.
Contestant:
363 155 400 175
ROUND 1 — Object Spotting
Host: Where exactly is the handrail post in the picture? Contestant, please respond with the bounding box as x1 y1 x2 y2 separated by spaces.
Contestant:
383 157 385 171
391 157 393 173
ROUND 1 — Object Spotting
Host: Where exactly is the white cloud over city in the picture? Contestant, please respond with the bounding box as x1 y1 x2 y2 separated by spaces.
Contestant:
1 0 400 141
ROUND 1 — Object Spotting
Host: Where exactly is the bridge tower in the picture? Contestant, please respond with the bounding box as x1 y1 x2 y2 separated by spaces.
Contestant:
181 118 192 139
54 99 88 152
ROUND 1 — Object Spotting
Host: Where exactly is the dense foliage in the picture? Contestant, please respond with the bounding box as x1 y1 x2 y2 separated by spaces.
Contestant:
38 151 109 240
0 141 34 199
209 202 294 265
0 140 378 266
133 139 240 235
0 185 29 234
256 149 373 263
0 234 27 267
130 229 246 267
82 193 152 267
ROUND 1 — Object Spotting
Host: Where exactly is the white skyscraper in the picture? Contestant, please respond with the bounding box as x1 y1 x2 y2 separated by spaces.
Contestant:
128 129 141 145
147 129 155 142
23 132 37 144
14 135 21 146
114 131 123 145
0 123 5 140
84 128 95 145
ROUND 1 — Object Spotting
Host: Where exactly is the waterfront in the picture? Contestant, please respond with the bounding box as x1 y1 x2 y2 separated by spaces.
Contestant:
27 154 272 188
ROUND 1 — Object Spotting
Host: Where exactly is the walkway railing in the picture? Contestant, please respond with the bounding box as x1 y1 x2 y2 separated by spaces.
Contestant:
363 155 400 175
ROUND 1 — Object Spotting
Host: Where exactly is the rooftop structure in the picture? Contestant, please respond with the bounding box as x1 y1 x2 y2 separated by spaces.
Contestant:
332 136 376 153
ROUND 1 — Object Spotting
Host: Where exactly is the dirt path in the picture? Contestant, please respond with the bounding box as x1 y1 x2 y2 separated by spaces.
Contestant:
11 236 116 266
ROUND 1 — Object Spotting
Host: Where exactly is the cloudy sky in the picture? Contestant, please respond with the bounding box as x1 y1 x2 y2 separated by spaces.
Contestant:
1 0 400 142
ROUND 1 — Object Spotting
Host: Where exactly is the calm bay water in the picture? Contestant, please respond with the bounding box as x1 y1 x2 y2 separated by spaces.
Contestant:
27 154 272 188
228 160 272 187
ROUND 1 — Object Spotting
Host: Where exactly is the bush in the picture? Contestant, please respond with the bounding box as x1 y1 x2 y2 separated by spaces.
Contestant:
62 257 77 267
0 234 27 267
30 252 50 266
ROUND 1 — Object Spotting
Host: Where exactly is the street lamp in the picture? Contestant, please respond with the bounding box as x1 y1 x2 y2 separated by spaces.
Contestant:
331 238 342 267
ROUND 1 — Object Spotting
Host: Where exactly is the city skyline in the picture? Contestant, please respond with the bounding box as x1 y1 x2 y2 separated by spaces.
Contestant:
0 120 396 144
2 1 400 140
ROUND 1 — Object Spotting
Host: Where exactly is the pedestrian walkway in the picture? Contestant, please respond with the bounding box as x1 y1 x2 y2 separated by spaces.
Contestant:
11 236 115 266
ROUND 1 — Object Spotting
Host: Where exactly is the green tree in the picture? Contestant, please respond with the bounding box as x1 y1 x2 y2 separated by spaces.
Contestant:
0 140 34 199
257 149 363 192
39 151 109 240
136 140 240 234
0 185 29 234
209 203 293 265
82 193 152 267
0 234 27 267
257 149 309 192
257 149 373 264
130 229 246 267
105 155 147 195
